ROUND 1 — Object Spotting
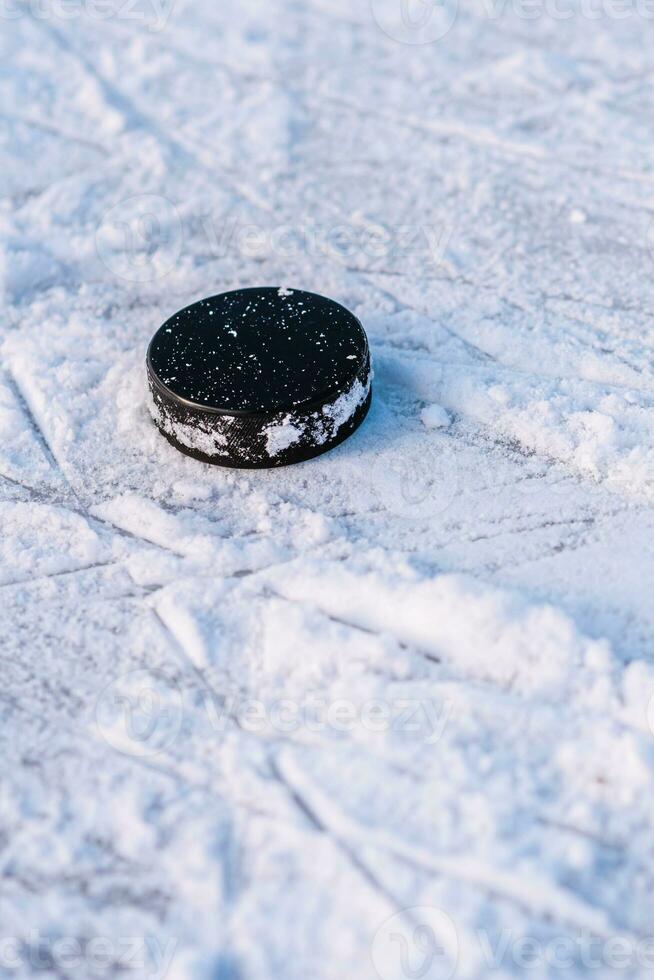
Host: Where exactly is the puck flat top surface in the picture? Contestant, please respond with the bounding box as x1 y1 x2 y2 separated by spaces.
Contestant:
147 287 369 415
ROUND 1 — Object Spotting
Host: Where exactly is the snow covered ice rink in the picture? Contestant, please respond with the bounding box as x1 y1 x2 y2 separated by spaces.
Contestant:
3 1 654 977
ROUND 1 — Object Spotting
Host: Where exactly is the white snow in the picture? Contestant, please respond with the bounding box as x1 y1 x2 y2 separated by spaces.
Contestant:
262 373 370 456
263 413 304 455
148 388 230 457
421 403 452 429
2 3 654 979
318 375 370 440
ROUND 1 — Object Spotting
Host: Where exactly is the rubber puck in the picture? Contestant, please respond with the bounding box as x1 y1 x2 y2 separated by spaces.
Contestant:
146 287 372 468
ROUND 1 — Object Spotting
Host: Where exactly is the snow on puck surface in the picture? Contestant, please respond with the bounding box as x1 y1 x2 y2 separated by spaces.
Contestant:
146 287 372 468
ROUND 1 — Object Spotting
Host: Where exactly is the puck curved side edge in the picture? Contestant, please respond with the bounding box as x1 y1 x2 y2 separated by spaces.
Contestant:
149 385 372 469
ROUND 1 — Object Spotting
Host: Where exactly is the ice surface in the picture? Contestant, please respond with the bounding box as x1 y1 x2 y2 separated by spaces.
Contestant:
3 2 654 978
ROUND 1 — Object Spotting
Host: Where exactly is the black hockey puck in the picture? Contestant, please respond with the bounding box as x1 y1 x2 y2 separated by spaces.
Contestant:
146 287 372 468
